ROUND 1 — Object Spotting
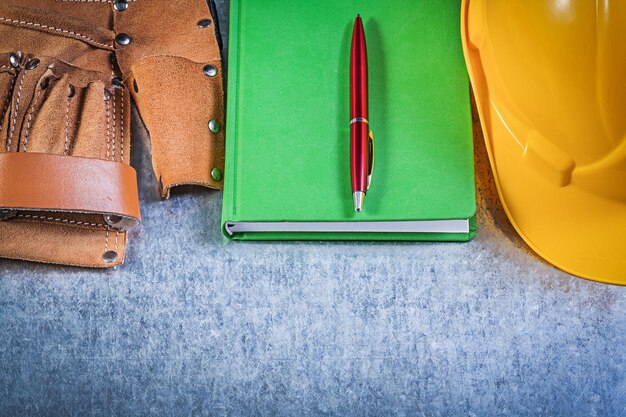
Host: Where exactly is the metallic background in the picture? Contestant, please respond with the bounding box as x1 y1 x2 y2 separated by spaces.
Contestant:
1 1 624 415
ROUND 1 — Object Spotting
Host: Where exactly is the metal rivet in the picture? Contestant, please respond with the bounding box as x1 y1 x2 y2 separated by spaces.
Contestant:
26 58 40 70
211 167 223 182
115 33 131 46
203 64 217 77
105 215 123 225
133 79 139 93
68 84 76 98
197 19 212 28
9 53 20 68
102 251 119 263
40 77 50 90
208 119 220 134
113 0 128 11
104 214 138 230
112 77 123 88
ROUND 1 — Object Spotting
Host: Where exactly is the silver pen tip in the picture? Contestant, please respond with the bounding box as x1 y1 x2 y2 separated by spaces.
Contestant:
353 191 365 212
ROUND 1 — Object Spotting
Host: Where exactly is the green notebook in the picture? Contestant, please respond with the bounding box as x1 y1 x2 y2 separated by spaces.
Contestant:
222 0 476 241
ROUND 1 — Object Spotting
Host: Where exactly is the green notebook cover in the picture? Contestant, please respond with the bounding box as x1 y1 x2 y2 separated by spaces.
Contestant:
222 0 476 241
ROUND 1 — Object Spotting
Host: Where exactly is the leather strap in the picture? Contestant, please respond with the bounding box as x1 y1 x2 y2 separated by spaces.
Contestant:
0 153 140 229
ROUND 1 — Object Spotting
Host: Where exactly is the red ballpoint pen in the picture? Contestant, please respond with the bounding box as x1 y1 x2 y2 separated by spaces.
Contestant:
350 14 374 212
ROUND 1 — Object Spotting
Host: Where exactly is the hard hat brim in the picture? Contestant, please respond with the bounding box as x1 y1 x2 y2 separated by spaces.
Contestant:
462 0 626 285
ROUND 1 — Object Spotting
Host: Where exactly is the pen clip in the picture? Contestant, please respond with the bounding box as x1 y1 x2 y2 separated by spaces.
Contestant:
367 130 374 191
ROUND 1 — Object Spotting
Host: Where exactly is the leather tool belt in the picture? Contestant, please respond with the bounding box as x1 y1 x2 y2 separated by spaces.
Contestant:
0 0 225 267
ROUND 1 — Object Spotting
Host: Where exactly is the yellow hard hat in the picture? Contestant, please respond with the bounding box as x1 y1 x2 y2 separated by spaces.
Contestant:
462 0 626 284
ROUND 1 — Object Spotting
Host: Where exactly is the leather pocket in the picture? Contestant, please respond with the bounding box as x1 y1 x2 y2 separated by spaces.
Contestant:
0 53 19 148
11 56 115 160
0 3 114 51
0 55 138 233
0 76 15 145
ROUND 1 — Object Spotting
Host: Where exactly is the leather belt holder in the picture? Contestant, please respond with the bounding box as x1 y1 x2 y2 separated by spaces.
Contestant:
0 153 140 229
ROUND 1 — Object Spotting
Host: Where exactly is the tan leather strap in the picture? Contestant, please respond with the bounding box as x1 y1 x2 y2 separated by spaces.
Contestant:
0 153 140 230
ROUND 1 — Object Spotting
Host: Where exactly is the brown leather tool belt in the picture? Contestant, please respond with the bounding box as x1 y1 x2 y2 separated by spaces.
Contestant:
0 0 225 267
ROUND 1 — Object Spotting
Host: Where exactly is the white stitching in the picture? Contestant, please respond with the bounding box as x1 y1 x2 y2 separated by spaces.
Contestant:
22 87 42 152
0 73 16 134
105 227 110 252
114 231 119 252
7 70 25 152
105 91 111 159
120 88 125 162
109 59 118 161
15 214 105 228
0 17 114 50
111 88 116 161
64 95 71 155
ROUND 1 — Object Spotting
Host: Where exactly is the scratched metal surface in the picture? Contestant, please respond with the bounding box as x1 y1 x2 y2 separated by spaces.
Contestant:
0 1 625 416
